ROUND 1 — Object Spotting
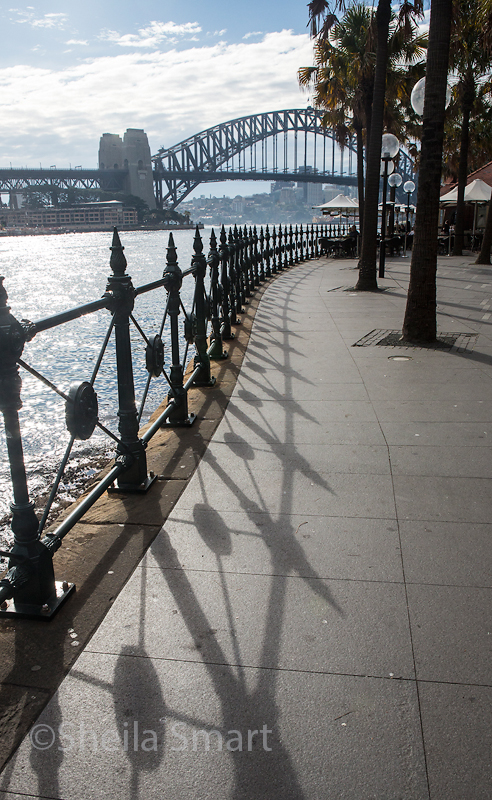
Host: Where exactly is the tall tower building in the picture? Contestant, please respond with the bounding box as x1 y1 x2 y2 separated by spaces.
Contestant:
98 129 156 209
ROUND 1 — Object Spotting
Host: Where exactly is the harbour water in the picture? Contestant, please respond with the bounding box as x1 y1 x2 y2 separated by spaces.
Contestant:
0 227 212 548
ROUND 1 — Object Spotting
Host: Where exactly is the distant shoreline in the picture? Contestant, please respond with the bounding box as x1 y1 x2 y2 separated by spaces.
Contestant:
0 223 202 237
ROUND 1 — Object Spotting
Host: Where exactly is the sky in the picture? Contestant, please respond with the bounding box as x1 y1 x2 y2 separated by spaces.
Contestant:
0 0 319 196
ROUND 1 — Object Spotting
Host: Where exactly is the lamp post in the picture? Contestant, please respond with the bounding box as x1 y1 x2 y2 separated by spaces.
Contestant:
403 180 416 257
379 133 400 278
388 172 402 252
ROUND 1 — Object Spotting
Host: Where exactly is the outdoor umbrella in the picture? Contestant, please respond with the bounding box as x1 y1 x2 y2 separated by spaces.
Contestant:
440 178 492 240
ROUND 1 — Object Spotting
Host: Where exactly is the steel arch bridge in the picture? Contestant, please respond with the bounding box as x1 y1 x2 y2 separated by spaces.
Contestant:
152 108 415 210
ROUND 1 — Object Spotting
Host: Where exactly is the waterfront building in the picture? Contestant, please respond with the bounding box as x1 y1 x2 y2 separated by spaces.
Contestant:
0 201 138 231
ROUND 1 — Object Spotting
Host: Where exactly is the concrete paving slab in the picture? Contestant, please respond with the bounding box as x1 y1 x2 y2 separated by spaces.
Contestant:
389 444 492 477
203 440 392 475
0 654 428 800
173 458 397 519
143 511 403 583
394 475 492 522
226 397 380 422
372 399 492 423
235 373 370 401
239 358 363 383
400 521 492 587
380 420 492 445
406 583 492 683
213 414 387 446
85 565 414 679
418 682 492 800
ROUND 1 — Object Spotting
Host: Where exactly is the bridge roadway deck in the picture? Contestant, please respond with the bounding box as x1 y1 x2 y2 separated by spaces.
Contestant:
1 252 491 799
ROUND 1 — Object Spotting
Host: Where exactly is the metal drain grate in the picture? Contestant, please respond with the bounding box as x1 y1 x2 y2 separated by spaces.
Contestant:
353 329 478 352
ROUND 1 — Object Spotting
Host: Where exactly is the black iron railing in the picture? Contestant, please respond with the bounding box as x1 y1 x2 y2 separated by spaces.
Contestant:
0 222 325 619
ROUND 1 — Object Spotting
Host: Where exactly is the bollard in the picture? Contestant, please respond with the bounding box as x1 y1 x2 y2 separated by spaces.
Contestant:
207 229 228 359
190 227 215 386
0 277 73 618
162 233 195 426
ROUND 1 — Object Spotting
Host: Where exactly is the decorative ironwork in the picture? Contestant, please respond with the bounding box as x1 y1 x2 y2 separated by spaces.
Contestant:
0 223 331 618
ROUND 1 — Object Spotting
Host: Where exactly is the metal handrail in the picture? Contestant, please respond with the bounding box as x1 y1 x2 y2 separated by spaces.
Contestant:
0 222 323 618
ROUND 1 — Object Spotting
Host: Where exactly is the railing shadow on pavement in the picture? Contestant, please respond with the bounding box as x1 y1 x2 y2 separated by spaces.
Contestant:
5 262 346 799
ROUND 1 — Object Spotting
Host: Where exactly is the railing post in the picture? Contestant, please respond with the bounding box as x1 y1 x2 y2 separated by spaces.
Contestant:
277 225 283 270
295 225 300 263
207 229 228 359
299 225 306 263
265 226 272 277
219 226 233 340
235 225 246 306
252 226 259 286
271 226 278 273
283 225 289 270
190 227 215 386
258 227 265 281
227 228 240 325
0 278 73 618
243 225 253 297
105 229 155 490
162 232 195 426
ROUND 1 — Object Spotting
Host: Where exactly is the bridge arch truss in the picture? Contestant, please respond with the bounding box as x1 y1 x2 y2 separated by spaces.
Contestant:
153 108 364 209
153 108 415 209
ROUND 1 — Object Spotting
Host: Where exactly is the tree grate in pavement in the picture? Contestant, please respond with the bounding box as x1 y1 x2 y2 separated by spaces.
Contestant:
353 329 479 352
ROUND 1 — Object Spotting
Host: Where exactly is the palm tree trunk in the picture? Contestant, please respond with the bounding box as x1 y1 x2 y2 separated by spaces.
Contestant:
476 192 492 264
452 71 474 256
355 122 365 234
402 0 453 341
356 0 391 291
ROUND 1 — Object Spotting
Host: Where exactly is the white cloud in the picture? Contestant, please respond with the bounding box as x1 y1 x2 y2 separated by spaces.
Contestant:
101 21 202 48
0 30 313 166
243 31 264 39
10 9 67 28
66 39 89 46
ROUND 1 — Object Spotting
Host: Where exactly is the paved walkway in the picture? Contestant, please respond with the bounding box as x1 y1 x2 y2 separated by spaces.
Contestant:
1 253 491 799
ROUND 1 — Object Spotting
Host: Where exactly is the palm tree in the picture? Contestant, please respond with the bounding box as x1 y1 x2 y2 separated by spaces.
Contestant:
402 0 453 341
476 190 492 264
449 0 492 255
355 0 393 290
299 5 375 229
300 5 426 241
443 91 492 179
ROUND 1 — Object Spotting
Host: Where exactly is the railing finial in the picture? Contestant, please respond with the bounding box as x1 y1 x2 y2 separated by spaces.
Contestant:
109 227 127 276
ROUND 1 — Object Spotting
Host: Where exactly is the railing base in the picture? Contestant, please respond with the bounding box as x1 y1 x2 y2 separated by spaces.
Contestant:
108 472 158 494
163 413 197 428
0 580 75 620
192 375 216 388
